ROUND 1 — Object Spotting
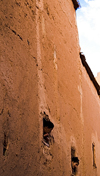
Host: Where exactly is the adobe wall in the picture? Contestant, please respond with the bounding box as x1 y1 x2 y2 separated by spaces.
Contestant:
0 0 39 175
0 0 100 176
81 66 100 176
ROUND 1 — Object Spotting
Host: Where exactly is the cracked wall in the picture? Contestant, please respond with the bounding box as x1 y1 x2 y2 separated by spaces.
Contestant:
0 0 39 175
0 0 100 176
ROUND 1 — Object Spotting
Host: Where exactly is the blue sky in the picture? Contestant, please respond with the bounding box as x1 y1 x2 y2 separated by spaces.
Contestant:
76 0 100 77
79 0 87 6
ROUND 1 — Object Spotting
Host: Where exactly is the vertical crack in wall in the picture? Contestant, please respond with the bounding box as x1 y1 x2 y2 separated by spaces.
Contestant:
3 132 8 156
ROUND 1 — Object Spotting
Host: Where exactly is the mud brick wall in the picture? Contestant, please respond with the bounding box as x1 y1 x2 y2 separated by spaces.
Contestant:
0 0 100 176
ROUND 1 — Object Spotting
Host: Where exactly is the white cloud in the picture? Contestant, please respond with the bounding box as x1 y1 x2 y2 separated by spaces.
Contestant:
76 0 100 76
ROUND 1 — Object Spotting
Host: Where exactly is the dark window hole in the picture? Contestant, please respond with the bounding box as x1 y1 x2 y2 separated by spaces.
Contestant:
71 147 79 175
3 133 8 156
92 143 97 168
43 112 54 147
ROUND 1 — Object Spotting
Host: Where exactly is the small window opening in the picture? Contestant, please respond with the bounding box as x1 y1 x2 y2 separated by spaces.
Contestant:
71 147 79 175
92 143 97 168
3 132 8 156
43 112 54 147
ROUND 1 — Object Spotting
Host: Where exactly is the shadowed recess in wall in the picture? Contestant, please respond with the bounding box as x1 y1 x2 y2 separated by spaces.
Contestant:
92 143 97 168
71 147 79 175
42 112 54 147
0 109 3 115
3 132 8 156
71 146 76 158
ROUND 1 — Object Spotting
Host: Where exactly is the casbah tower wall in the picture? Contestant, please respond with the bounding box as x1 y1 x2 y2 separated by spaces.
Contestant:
0 0 100 176
0 0 39 175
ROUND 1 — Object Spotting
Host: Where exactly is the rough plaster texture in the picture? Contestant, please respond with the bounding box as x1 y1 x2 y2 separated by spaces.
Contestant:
0 0 39 175
0 0 100 176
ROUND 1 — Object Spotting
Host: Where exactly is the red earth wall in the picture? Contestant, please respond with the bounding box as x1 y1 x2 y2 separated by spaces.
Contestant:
0 0 100 176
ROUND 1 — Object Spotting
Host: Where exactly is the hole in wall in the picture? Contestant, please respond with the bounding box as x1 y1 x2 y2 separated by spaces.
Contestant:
3 132 8 156
42 112 54 147
71 147 79 175
71 146 76 158
92 143 97 168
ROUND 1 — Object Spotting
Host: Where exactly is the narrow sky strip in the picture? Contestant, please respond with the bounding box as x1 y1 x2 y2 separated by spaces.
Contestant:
76 0 100 77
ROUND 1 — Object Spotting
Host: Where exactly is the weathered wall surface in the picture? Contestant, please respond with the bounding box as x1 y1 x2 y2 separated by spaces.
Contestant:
36 0 82 175
0 0 100 176
0 0 39 175
81 66 100 176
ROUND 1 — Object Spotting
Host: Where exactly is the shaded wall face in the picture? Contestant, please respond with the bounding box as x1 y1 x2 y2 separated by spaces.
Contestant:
37 0 100 175
0 0 82 175
0 0 40 175
1 0 100 176
37 0 82 175
81 68 100 176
